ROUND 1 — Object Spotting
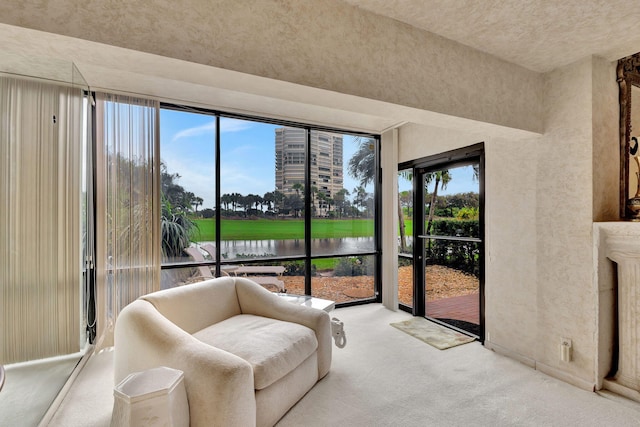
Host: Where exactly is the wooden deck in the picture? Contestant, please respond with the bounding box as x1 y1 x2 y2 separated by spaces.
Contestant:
426 293 479 325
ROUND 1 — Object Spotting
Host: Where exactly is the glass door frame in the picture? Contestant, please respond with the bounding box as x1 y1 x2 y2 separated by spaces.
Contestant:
399 143 485 342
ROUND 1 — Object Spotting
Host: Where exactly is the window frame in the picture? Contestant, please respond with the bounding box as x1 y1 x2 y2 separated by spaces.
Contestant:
159 103 382 307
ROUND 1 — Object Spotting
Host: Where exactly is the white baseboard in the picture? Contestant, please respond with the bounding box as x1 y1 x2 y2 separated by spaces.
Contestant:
602 379 640 404
485 341 595 392
536 361 595 392
484 340 536 369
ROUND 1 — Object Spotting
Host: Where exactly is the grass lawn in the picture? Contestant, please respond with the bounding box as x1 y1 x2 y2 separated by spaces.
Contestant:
192 218 375 241
403 219 413 235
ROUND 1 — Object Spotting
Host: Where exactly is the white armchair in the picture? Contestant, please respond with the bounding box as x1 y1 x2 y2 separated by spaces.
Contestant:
114 276 332 427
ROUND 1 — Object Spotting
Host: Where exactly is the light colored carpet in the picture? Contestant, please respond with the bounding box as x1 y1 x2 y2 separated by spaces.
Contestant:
47 348 114 427
0 352 82 427
390 317 475 350
46 304 640 427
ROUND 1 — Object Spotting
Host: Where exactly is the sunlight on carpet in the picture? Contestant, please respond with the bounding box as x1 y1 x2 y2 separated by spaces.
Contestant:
390 317 475 350
0 353 82 427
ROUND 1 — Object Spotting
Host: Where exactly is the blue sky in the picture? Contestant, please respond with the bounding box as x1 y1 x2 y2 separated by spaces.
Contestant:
398 165 477 195
160 109 364 210
160 109 477 210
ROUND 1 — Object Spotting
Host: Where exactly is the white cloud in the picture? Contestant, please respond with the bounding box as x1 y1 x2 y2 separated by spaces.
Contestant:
220 118 253 133
171 118 252 142
171 121 214 142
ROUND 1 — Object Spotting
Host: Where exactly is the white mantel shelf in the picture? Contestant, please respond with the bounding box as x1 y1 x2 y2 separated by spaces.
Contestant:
595 222 640 402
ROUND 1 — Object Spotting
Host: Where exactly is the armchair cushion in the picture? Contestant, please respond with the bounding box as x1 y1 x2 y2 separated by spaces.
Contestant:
193 314 317 390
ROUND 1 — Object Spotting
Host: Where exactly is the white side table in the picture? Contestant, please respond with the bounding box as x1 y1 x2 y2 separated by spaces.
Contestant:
275 293 335 312
111 366 189 427
276 293 346 347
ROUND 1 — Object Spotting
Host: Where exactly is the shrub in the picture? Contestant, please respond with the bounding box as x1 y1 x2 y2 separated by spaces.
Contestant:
334 256 374 277
425 219 480 277
398 256 412 267
283 261 316 276
201 208 215 218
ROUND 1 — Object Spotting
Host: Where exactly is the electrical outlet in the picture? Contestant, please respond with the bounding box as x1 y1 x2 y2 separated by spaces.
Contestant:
561 338 572 362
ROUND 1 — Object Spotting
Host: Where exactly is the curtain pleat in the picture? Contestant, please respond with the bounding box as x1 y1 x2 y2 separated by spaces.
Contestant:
0 76 82 364
94 93 160 349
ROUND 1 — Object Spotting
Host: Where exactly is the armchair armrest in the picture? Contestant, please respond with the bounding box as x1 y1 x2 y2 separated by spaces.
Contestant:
234 278 332 378
114 300 256 427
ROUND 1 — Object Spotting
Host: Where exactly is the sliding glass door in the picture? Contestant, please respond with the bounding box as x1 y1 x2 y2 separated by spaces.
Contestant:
399 144 484 339
420 163 482 337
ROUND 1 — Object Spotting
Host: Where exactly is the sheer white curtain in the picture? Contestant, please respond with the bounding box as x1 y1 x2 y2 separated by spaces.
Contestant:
94 93 160 349
0 76 83 364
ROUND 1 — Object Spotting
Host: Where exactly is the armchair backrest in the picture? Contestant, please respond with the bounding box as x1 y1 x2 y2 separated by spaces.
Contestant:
141 277 242 334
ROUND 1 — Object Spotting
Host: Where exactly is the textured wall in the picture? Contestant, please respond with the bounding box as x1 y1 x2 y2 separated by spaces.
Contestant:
591 57 619 221
484 137 538 359
0 0 542 134
534 57 597 387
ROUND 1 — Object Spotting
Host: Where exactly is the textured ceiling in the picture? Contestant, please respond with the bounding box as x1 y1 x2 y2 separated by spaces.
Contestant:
342 0 640 72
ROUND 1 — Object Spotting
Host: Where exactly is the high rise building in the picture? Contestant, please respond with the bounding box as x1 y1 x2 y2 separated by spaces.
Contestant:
275 127 343 215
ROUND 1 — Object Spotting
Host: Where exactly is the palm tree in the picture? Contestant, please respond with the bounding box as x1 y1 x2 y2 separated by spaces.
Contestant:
425 170 451 235
334 188 349 218
398 171 412 252
325 195 334 217
230 192 241 214
310 185 318 216
221 193 232 212
353 186 367 216
292 182 303 197
263 191 275 214
192 196 203 213
255 194 265 213
348 137 376 186
273 190 285 218
240 194 253 216
317 192 327 216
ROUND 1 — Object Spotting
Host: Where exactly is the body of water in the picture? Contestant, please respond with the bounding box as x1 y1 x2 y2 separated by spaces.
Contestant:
199 236 375 259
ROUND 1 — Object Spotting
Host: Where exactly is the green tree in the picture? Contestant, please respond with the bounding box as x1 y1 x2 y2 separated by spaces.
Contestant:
192 196 203 213
425 170 451 235
292 182 303 197
317 191 328 216
161 196 197 260
285 193 304 218
221 193 232 212
347 137 376 187
352 186 367 216
310 185 318 216
397 171 412 252
245 194 260 215
230 192 241 213
334 188 349 218
160 162 204 215
273 190 285 217
239 194 252 216
263 191 275 213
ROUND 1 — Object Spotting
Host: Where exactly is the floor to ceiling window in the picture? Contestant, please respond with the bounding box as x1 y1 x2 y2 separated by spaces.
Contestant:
159 105 381 306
